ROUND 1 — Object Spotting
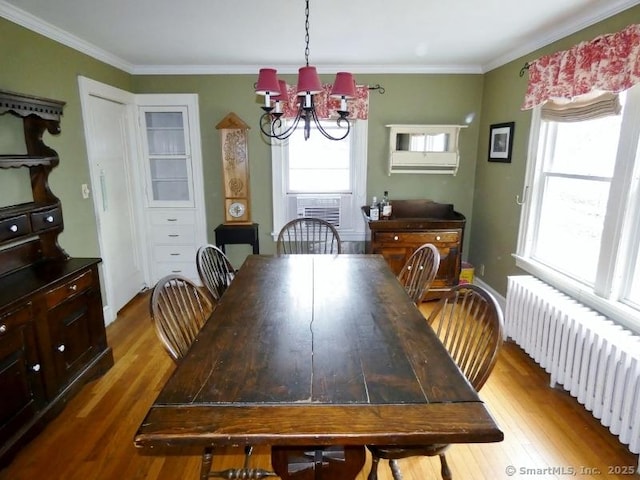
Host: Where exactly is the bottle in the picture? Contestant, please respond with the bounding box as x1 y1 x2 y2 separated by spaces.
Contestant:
381 190 392 218
369 196 379 220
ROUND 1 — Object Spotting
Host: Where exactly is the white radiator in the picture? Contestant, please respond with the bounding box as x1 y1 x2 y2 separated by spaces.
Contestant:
505 275 640 464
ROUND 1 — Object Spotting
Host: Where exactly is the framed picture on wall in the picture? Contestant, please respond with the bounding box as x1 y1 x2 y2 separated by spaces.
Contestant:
488 122 515 163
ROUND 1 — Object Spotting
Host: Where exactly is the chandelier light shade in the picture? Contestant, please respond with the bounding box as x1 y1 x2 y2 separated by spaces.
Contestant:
255 0 354 141
296 66 323 96
330 72 357 112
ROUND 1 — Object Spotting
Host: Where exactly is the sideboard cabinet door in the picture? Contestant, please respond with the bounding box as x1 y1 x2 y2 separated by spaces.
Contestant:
0 303 46 446
42 266 106 395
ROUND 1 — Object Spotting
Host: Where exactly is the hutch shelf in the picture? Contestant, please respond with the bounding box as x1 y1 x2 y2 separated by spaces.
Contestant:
0 90 114 467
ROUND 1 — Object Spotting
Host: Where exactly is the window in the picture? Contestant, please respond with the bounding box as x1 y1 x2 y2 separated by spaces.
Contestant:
516 85 640 332
271 120 367 242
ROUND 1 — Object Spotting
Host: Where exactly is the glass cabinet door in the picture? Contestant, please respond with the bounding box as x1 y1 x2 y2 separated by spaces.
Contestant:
140 107 194 207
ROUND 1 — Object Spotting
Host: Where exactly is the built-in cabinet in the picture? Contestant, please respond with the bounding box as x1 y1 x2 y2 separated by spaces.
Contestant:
0 90 113 466
137 96 206 284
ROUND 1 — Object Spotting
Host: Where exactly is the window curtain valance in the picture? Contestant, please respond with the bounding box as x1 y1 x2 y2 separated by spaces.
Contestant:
522 23 640 110
281 84 370 120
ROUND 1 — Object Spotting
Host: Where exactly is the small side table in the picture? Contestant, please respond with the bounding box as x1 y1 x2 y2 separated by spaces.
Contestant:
214 223 259 254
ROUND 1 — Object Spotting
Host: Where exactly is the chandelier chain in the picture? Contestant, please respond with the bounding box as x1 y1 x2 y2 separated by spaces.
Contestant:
304 0 310 67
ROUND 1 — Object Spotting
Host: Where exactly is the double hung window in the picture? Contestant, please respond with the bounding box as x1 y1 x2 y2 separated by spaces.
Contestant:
271 120 367 242
516 85 640 332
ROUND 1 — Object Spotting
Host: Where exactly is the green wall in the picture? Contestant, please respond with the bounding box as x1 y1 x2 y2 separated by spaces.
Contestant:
1 5 639 295
0 18 132 257
471 5 640 295
131 73 484 261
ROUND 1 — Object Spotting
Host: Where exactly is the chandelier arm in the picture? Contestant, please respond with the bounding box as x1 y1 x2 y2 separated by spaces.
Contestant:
309 106 351 141
280 110 303 139
259 104 307 141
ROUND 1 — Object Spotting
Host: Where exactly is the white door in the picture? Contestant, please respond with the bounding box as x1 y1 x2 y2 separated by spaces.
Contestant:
79 77 146 324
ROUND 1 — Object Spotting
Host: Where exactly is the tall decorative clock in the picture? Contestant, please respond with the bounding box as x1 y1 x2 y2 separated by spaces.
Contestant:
216 113 252 224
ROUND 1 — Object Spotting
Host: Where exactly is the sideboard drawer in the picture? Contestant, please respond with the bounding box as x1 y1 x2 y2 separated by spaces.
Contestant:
0 303 33 340
0 215 31 242
30 207 63 233
45 270 93 310
375 231 460 245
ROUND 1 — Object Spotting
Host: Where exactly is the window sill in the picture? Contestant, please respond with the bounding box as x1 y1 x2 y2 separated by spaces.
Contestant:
270 231 366 242
513 254 640 335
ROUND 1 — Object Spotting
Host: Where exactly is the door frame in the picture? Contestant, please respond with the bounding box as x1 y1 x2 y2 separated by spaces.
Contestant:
78 76 149 324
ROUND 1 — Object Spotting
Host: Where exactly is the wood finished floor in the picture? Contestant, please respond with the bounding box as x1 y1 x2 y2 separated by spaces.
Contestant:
1 291 637 480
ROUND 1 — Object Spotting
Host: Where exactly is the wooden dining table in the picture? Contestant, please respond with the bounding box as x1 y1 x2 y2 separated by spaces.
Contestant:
134 254 503 479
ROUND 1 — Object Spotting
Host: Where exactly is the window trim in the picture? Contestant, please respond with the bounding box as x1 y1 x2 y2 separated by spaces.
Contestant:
515 85 640 334
271 120 368 242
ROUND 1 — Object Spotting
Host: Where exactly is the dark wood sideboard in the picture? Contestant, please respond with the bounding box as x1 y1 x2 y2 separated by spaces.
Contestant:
0 90 114 467
363 199 466 299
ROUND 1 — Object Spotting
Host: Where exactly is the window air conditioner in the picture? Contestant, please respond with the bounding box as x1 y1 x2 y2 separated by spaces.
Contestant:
293 195 341 227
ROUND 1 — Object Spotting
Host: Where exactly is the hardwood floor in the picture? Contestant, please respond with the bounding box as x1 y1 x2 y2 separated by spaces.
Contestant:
1 291 637 479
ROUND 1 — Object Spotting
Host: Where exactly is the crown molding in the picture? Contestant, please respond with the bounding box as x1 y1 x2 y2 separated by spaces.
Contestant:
482 0 640 72
2 0 638 77
0 0 135 73
130 63 484 76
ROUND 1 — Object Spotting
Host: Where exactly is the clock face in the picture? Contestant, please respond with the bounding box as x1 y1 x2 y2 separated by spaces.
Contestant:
228 201 246 218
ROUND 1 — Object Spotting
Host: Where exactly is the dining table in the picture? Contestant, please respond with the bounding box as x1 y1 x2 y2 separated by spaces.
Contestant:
134 254 503 479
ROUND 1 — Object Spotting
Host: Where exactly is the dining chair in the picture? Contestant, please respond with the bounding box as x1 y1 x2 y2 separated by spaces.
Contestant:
196 244 235 302
150 274 214 362
150 275 274 480
397 243 440 304
366 284 505 480
276 217 342 255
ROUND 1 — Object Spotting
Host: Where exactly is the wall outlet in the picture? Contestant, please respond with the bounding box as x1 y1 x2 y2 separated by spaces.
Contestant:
478 264 485 276
81 183 90 199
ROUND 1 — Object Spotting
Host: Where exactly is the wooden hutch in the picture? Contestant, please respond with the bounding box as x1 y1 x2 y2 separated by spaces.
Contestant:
0 90 113 466
363 199 466 300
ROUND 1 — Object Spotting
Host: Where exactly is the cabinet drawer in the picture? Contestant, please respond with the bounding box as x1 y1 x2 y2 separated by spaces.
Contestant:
45 270 93 310
0 303 33 341
154 262 198 282
153 245 196 263
30 207 63 232
375 231 460 245
0 214 31 242
150 225 197 245
149 210 196 226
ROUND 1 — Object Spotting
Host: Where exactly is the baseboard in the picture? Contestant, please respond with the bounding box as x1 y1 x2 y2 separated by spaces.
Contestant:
473 278 506 314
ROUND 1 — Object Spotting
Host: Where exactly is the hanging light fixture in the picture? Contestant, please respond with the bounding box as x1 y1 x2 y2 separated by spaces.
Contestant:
255 0 357 141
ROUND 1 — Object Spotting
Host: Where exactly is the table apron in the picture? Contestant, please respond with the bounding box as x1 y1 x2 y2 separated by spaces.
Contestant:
134 402 503 449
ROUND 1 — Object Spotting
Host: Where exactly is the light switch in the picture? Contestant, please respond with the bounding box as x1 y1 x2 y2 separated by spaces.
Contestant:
81 183 90 199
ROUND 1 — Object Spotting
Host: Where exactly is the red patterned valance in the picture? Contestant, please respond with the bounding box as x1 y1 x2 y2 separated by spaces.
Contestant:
522 24 640 110
281 84 370 120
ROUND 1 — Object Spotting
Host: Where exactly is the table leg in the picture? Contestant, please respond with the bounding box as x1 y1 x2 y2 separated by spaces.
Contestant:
271 445 365 480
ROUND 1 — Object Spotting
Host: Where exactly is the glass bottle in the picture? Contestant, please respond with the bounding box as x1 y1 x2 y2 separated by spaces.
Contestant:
369 196 379 220
381 191 392 218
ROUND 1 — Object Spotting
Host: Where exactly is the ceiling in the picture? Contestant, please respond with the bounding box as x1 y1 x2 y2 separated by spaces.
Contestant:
1 0 639 75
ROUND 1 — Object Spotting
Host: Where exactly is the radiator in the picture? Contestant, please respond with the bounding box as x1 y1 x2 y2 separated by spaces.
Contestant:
505 275 640 462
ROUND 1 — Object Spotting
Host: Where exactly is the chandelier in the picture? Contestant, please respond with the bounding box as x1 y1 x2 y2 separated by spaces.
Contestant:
255 0 356 141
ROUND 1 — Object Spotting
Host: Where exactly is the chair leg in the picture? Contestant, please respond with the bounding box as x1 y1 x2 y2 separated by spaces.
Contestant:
200 447 214 480
439 453 452 480
243 445 254 469
367 453 380 480
389 459 403 480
